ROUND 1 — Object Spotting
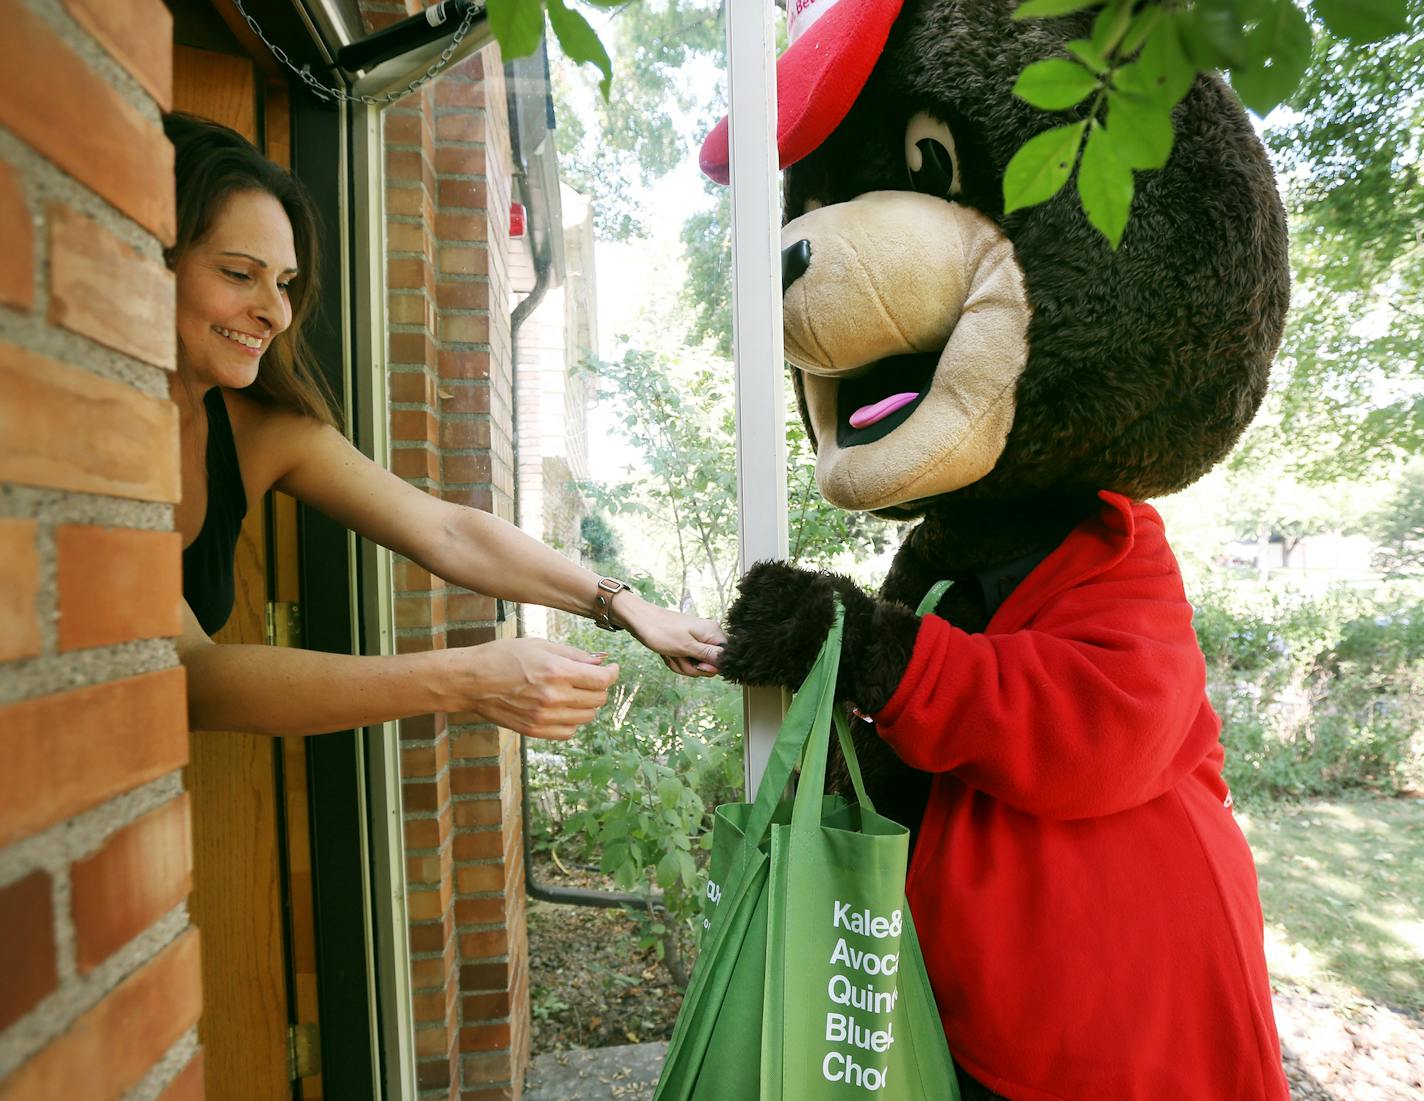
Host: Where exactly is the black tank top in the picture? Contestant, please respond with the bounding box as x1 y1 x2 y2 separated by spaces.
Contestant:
182 388 247 635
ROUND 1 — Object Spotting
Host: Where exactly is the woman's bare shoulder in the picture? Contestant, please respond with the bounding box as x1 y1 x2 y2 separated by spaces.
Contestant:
221 388 334 494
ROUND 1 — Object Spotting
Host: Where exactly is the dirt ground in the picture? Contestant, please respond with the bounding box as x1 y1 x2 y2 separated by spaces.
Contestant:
528 901 1423 1099
526 791 1424 1093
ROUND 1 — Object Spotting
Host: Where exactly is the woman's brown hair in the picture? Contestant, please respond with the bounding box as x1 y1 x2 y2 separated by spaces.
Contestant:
164 111 338 426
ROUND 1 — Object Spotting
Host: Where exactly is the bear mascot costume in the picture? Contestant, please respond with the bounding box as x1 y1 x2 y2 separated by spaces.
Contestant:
698 0 1293 1098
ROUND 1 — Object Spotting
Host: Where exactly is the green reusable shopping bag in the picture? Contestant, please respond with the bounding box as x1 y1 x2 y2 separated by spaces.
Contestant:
655 601 959 1101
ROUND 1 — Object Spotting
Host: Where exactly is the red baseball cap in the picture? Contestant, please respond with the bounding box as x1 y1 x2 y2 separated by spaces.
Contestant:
699 0 905 184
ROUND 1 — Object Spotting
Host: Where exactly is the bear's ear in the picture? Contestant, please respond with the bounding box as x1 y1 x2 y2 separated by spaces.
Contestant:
699 0 905 184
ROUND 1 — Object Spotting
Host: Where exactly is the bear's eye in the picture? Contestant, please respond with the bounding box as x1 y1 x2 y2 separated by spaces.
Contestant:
905 112 961 199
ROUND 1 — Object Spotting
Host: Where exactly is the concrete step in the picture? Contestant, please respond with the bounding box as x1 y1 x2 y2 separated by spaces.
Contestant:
523 1041 668 1100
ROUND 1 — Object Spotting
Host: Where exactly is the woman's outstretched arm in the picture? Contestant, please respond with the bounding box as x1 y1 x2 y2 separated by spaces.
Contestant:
177 603 618 739
267 413 726 675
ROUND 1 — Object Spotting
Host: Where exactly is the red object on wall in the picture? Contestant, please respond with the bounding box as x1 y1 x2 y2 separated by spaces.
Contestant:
509 202 526 238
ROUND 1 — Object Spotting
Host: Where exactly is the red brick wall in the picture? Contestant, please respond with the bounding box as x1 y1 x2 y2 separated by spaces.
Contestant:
368 3 530 1096
0 0 200 1097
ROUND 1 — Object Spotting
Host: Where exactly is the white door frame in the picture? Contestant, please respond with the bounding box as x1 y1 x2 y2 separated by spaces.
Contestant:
725 1 789 794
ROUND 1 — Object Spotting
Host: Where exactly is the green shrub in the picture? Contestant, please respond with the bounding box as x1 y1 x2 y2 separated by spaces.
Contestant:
1192 585 1424 806
526 625 743 986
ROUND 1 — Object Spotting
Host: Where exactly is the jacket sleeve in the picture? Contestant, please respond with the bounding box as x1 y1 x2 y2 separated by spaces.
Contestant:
873 549 1215 820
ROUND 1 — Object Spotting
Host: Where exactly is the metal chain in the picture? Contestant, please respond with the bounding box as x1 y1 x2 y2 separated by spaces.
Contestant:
230 0 482 106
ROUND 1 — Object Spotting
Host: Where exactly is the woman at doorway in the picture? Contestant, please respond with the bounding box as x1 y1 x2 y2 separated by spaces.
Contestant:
168 112 724 740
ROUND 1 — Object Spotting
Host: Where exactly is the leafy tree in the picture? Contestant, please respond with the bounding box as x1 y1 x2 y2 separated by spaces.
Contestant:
679 188 732 358
580 511 624 570
488 1 1413 246
1006 0 1411 245
1250 5 1424 480
580 347 893 620
548 0 724 239
1369 461 1424 576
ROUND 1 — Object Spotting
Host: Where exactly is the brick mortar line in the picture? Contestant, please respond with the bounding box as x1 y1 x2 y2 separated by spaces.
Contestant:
31 518 58 660
0 127 167 266
0 903 189 1080
0 311 173 404
0 493 173 532
0 639 178 708
0 772 185 890
123 1026 201 1101
20 0 166 127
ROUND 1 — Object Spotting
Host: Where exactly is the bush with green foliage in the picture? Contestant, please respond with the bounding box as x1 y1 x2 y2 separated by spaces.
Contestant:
526 624 742 986
1193 583 1424 805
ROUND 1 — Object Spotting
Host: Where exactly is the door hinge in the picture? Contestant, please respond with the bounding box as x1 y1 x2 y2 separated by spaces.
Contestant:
265 601 301 647
288 1021 320 1080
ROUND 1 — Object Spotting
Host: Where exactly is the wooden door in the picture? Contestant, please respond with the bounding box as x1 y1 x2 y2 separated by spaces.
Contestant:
172 29 323 1101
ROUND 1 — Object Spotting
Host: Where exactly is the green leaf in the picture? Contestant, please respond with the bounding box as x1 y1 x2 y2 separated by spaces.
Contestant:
1179 0 1248 69
1065 37 1109 74
656 775 682 809
546 0 615 98
487 0 546 60
589 758 614 786
1078 122 1135 247
1117 15 1196 109
1090 0 1135 55
1012 0 1098 19
1312 0 1409 42
1120 4 1166 57
1231 0 1313 115
677 852 697 888
1003 120 1087 214
1106 90 1175 169
655 852 680 889
1013 57 1101 109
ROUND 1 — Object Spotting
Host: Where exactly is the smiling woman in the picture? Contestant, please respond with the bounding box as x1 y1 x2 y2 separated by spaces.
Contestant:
162 114 726 742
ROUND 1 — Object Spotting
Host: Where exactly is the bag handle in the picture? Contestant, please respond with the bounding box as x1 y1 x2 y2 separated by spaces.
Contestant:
806 580 951 828
790 604 846 832
734 581 951 847
917 578 953 616
833 707 874 814
732 602 846 863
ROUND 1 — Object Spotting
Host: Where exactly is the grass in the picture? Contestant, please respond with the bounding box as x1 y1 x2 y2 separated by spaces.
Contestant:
1238 795 1424 1014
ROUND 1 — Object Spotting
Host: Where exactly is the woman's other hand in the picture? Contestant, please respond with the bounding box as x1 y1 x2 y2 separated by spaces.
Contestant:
612 594 727 677
441 638 620 741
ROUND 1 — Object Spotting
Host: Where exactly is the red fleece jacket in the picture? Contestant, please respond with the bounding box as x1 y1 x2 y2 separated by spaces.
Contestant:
875 492 1289 1101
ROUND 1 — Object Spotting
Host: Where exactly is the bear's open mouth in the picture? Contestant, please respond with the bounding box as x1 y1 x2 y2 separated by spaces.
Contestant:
835 351 939 448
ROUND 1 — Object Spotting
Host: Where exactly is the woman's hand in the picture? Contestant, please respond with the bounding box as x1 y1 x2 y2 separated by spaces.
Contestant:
438 637 620 741
611 592 727 678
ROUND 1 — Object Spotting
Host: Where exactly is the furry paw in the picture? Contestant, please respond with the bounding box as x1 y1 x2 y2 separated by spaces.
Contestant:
719 561 842 690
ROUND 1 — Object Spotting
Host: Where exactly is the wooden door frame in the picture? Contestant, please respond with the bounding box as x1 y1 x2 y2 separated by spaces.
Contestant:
171 1 401 1096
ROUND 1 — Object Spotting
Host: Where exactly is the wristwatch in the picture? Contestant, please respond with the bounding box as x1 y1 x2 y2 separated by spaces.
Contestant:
593 577 629 632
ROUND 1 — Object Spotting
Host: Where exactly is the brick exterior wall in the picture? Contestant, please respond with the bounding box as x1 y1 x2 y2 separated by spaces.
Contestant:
0 0 201 1099
367 3 531 1096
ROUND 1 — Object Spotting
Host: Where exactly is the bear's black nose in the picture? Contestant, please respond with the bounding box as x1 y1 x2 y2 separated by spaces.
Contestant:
782 239 812 292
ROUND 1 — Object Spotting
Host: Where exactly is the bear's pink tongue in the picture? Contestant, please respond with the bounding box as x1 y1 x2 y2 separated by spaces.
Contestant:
849 391 919 430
